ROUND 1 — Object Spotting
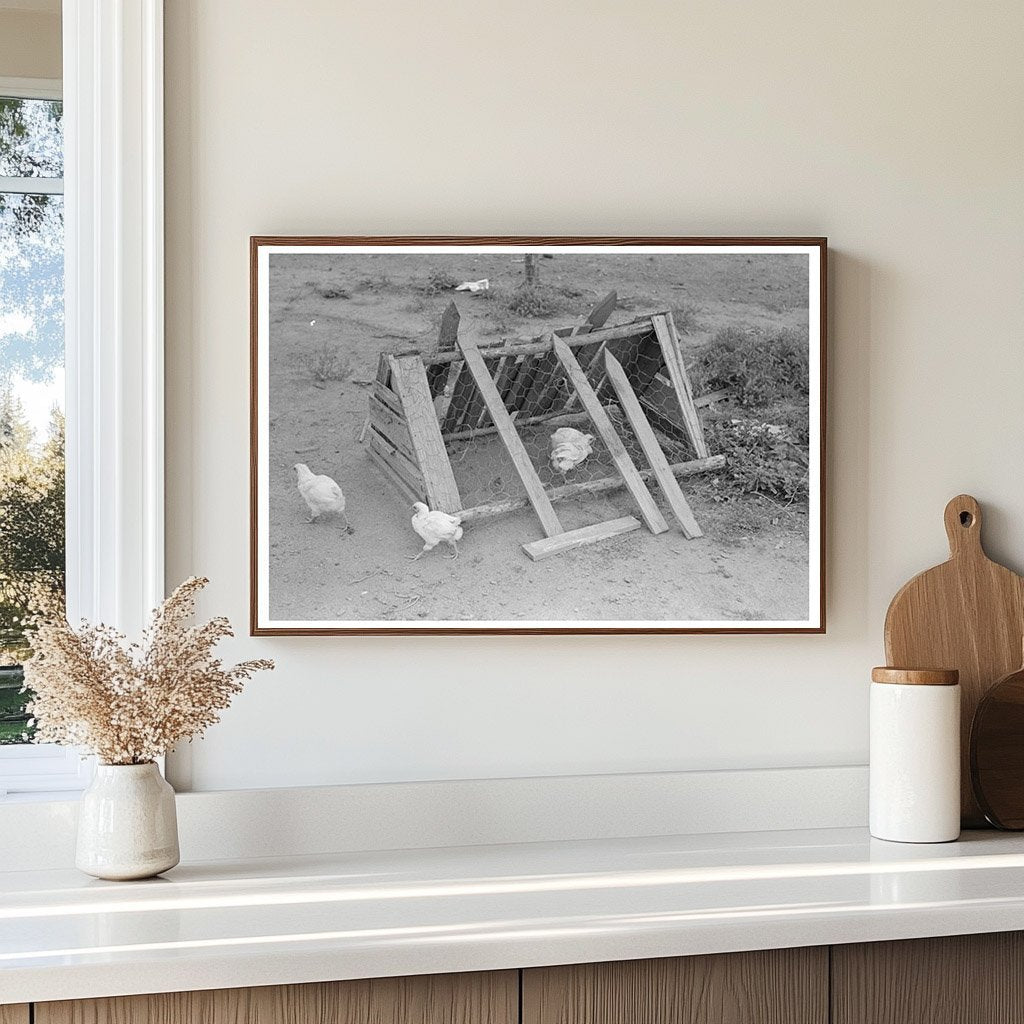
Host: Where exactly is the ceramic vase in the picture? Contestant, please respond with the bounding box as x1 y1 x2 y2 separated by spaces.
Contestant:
76 762 180 880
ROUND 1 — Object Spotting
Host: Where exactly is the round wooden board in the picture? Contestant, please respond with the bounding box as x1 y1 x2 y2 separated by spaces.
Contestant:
971 664 1024 829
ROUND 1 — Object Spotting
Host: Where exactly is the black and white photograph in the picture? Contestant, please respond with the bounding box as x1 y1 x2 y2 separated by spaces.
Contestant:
251 239 825 634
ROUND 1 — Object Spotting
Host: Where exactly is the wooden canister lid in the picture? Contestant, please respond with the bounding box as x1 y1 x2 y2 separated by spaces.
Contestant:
871 667 959 686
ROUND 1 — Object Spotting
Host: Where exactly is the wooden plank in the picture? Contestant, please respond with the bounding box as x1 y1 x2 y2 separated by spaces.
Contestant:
369 428 426 492
443 408 593 444
373 380 405 417
370 418 417 467
885 495 1024 826
375 351 391 387
410 455 731 522
531 357 573 416
439 361 476 433
368 446 423 506
388 354 462 514
461 353 502 430
695 386 735 408
426 300 460 395
414 318 652 366
457 337 562 538
0 1007 29 1024
523 949 828 1024
573 336 604 373
504 352 543 413
37 971 519 1024
584 289 617 328
368 394 415 456
472 354 519 429
666 311 699 404
534 324 594 416
496 354 523 401
529 309 612 410
552 337 668 535
624 330 665 397
832 933 1024 1024
519 340 560 417
648 378 734 412
653 313 709 458
604 351 703 539
522 516 641 561
560 338 609 416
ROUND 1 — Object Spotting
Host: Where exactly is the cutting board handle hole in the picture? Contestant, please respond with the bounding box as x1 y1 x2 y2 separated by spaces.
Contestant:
960 511 974 527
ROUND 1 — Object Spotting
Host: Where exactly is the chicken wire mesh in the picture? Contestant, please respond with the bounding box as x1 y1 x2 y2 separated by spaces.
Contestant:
433 324 703 525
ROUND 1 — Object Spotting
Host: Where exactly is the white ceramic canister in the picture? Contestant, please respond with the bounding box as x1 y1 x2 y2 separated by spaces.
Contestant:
870 667 961 843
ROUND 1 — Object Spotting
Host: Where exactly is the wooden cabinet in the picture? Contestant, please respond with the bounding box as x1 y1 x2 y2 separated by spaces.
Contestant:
522 948 828 1024
34 972 517 1024
14 933 1024 1024
832 932 1024 1024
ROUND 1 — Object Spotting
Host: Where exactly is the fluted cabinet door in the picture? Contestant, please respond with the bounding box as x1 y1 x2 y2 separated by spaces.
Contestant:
522 949 828 1024
0 1007 29 1024
832 933 1024 1024
35 971 518 1024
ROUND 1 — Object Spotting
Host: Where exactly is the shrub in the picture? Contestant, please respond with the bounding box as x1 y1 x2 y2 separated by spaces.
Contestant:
304 342 352 383
691 326 809 409
671 301 704 335
703 415 809 502
481 285 573 320
413 269 460 296
690 326 811 503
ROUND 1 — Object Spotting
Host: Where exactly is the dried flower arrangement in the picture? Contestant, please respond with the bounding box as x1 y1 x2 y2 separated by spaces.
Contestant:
23 577 273 765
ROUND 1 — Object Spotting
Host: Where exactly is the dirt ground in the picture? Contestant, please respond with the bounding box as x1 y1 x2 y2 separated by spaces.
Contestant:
265 251 811 625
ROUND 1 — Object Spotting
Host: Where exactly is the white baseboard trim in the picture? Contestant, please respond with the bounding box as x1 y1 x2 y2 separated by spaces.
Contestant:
0 765 867 871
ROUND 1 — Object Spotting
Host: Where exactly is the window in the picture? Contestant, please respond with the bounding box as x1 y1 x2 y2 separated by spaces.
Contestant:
0 6 166 798
0 79 81 795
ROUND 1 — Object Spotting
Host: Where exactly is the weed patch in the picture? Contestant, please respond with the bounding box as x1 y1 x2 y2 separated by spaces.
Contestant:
304 342 353 383
691 326 810 502
412 269 460 296
480 284 574 320
671 301 704 335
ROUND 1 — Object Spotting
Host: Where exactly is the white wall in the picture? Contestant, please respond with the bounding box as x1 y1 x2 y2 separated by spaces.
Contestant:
163 0 1024 792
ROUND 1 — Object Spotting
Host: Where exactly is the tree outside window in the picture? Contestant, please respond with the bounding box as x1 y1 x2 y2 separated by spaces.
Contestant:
0 94 65 744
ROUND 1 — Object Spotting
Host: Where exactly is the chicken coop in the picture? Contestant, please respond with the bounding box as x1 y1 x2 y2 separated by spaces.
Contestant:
364 292 725 559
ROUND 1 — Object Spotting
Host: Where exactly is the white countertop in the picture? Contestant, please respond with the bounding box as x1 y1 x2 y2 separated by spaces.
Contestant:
4 826 1024 1004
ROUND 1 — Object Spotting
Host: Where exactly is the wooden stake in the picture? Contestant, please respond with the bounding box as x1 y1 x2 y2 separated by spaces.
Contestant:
458 455 725 523
652 313 709 459
388 354 462 514
551 337 668 535
457 337 563 538
604 351 703 538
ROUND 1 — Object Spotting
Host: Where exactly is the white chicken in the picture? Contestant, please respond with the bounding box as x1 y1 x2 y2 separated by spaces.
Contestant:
294 463 353 532
549 426 595 475
409 502 463 560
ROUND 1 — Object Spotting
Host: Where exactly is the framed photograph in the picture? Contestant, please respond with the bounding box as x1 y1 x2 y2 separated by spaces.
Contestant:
250 237 826 635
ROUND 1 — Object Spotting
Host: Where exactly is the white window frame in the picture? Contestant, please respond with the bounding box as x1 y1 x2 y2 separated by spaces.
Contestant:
0 0 164 797
0 75 83 795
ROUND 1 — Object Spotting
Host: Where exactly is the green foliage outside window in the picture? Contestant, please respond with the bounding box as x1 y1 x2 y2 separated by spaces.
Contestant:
0 95 66 744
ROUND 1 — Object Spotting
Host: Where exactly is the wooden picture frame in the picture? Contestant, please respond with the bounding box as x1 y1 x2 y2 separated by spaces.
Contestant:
251 237 826 635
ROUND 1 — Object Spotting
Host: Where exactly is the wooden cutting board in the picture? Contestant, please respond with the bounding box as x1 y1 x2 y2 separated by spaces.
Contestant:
884 494 1024 826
